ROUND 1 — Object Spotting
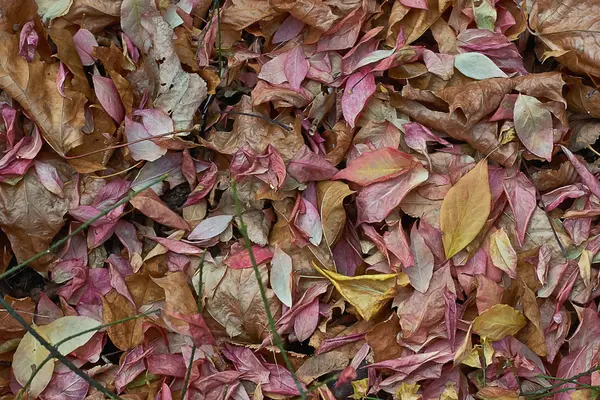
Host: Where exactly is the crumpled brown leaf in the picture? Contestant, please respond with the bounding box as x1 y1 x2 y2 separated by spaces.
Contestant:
0 31 86 155
0 161 74 270
530 0 600 78
271 0 338 31
206 264 281 343
203 96 304 161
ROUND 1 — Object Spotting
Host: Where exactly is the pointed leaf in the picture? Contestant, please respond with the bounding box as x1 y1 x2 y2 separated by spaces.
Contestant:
489 228 517 279
514 94 553 161
472 304 527 341
334 147 419 186
454 53 507 80
440 160 491 258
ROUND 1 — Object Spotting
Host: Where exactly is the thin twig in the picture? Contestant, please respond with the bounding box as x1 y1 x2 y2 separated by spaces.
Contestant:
16 309 159 400
522 365 600 397
181 250 207 400
0 174 168 281
0 295 121 400
231 180 307 400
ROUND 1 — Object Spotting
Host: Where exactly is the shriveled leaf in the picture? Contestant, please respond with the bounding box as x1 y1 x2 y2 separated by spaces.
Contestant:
314 263 409 321
404 224 433 293
472 304 527 341
440 160 491 258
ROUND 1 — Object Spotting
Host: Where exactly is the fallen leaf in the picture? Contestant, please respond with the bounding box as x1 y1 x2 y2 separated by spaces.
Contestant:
514 94 554 161
314 263 409 321
454 53 508 80
317 181 354 247
270 247 293 307
440 160 491 258
472 304 527 341
13 316 99 397
489 228 517 279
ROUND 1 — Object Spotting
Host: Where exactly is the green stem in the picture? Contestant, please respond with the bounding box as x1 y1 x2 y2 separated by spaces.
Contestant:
231 180 307 400
16 309 159 400
0 174 168 281
0 296 120 399
523 366 600 396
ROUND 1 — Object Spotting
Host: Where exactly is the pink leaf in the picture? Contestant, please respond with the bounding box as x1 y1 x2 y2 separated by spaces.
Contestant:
384 223 414 268
125 116 167 162
404 223 434 293
129 189 190 231
224 244 273 269
316 9 364 52
258 53 288 85
133 109 174 135
334 147 420 186
502 171 537 246
400 0 429 9
356 166 429 224
284 47 309 90
342 68 376 128
93 75 125 123
560 145 600 200
295 197 323 246
56 62 72 99
34 161 64 198
422 49 453 80
18 21 38 62
40 370 89 400
294 298 319 342
287 145 338 182
273 15 305 44
148 354 186 378
73 28 98 66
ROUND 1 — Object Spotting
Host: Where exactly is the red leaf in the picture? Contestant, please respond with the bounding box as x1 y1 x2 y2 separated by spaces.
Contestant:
284 47 309 90
342 68 376 128
129 189 190 231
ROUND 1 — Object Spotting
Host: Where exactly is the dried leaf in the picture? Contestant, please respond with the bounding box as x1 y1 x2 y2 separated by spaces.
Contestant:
440 160 491 258
489 228 517 279
314 264 409 321
472 304 527 341
514 94 554 161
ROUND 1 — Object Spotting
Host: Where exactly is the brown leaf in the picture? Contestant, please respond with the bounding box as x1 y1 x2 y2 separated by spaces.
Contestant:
317 181 354 247
59 0 121 33
323 122 353 166
205 264 281 343
0 31 86 155
203 96 304 161
530 0 600 77
0 165 73 270
129 189 190 231
387 0 453 45
221 0 276 31
365 314 403 362
152 272 198 331
0 296 34 340
271 0 338 31
102 291 146 351
513 72 566 106
48 26 93 99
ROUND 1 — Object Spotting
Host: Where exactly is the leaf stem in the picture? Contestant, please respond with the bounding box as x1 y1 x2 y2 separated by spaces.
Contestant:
0 295 121 399
230 180 307 400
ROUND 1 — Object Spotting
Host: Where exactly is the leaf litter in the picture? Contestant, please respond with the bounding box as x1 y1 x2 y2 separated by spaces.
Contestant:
0 0 599 399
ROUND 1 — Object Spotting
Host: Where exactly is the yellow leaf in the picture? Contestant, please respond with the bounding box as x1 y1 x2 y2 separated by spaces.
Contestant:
454 324 473 365
13 316 100 397
489 228 517 279
579 249 592 287
461 337 494 368
440 160 491 258
472 304 527 341
317 181 354 247
396 383 421 400
314 263 409 321
440 383 459 400
351 378 369 400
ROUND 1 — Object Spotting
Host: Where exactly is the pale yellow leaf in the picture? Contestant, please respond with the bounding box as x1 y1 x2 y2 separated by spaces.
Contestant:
472 304 527 341
317 181 354 247
489 228 518 279
314 263 409 321
579 249 592 287
13 316 100 397
440 160 491 258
